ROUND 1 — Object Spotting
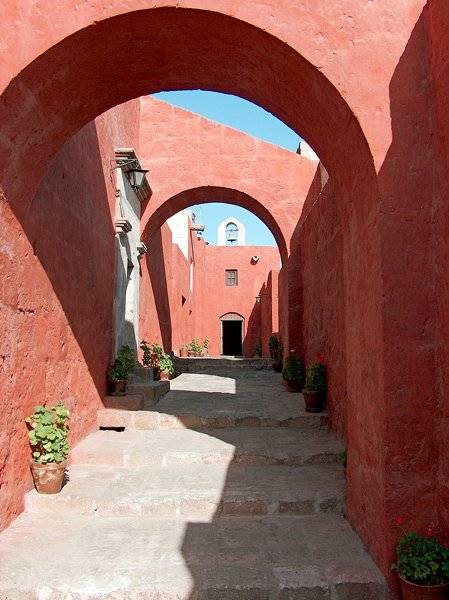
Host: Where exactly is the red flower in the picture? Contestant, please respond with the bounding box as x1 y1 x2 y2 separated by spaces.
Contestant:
396 517 405 526
315 352 325 365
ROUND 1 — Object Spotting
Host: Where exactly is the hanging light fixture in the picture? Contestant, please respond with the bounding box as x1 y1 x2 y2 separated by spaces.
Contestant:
110 157 149 191
126 167 149 191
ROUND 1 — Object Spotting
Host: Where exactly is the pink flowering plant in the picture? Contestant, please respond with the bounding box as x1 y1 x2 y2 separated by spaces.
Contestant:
391 517 449 585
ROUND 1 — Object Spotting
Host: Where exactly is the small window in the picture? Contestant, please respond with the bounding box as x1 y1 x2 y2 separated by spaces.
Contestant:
225 269 238 286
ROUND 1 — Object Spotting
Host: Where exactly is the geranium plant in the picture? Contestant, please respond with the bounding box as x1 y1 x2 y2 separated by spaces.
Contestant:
303 352 326 392
25 403 70 464
108 344 135 380
282 353 304 385
158 352 174 375
391 517 449 585
140 340 163 368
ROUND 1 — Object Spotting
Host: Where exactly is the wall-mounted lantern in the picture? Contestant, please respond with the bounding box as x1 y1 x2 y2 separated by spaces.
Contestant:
110 157 149 192
255 295 262 304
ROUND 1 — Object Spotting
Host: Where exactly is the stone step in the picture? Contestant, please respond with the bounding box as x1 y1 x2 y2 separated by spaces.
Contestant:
103 379 170 410
173 357 274 375
71 427 345 467
0 512 387 599
25 462 345 518
98 406 327 430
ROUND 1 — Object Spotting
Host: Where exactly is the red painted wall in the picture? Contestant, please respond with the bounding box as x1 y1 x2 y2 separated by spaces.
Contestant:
0 100 141 530
196 245 280 358
139 218 280 359
427 0 449 537
296 168 347 440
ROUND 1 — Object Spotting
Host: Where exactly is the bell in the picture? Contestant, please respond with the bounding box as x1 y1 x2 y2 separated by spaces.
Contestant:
227 231 237 243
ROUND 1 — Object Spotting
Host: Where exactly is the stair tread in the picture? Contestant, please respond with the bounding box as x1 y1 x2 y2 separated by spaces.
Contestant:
25 462 345 517
72 427 344 466
0 513 386 599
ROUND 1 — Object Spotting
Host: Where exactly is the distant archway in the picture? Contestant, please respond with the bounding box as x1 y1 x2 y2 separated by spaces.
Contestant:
142 186 287 265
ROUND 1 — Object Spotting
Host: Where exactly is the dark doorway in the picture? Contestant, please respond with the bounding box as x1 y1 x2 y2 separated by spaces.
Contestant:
222 320 242 355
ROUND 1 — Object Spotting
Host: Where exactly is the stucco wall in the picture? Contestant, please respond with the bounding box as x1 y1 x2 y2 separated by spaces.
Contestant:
427 0 449 536
0 100 141 530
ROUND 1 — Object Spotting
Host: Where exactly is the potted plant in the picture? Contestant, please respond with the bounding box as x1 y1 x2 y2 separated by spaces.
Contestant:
302 352 326 412
253 341 262 358
272 340 284 372
108 344 135 395
281 352 304 392
203 339 209 357
189 338 202 357
141 340 163 379
391 517 449 599
158 353 174 380
25 403 70 494
268 334 280 359
180 344 189 358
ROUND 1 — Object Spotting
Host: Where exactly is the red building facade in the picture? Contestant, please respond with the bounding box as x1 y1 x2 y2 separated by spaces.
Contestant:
0 2 449 594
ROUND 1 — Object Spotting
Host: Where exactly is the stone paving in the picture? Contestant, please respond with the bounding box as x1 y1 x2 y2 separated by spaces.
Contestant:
0 367 387 599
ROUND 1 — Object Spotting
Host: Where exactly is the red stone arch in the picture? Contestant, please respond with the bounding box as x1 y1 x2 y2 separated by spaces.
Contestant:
0 2 407 579
142 186 288 265
0 7 377 214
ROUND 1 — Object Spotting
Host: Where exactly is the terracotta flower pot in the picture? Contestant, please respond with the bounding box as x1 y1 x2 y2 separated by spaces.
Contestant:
160 370 170 381
284 380 301 392
180 349 188 357
400 577 449 600
109 379 127 396
30 460 67 494
302 390 325 413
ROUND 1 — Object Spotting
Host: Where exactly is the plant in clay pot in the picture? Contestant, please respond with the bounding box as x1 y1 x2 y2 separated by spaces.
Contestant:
180 344 189 358
203 339 209 356
302 352 326 412
158 353 174 380
108 344 135 395
140 340 163 379
281 352 304 392
25 403 70 494
391 517 449 599
253 341 262 358
189 339 202 357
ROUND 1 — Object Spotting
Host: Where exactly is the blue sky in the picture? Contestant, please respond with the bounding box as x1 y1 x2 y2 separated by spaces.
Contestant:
153 91 300 246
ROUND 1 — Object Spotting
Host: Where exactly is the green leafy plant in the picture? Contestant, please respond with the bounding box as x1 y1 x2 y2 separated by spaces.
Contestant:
25 403 70 464
158 352 174 375
303 353 326 392
203 339 209 350
391 518 449 585
109 344 135 380
140 340 163 368
268 334 280 358
282 353 304 385
190 339 202 353
253 341 262 356
340 447 348 468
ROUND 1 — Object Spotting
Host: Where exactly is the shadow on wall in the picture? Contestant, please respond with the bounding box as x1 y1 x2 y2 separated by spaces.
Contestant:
244 280 273 358
370 7 441 591
19 120 117 409
145 228 173 352
291 164 347 441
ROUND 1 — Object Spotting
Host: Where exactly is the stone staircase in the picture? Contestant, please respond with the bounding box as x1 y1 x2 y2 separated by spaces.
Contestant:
0 366 387 599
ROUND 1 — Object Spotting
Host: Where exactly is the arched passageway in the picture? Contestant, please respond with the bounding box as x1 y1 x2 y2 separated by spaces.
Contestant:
1 2 441 587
